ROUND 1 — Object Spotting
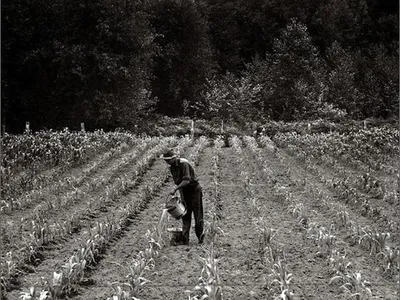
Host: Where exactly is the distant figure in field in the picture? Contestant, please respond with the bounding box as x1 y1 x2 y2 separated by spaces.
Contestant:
254 125 265 137
161 149 204 245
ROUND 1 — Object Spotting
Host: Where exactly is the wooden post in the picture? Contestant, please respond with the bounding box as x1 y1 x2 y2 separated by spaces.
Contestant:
190 120 194 139
307 123 311 132
81 122 85 132
25 121 30 133
221 120 224 133
363 120 367 129
252 122 257 136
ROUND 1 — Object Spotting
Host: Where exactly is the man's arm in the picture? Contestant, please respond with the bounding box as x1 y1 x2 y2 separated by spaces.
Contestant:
171 179 190 195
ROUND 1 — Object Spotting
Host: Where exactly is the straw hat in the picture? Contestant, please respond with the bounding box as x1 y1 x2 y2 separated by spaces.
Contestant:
160 149 177 160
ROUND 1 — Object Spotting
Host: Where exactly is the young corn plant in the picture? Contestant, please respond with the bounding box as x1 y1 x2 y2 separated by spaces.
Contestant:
267 244 285 265
308 224 336 257
143 230 161 260
243 175 263 216
187 244 223 300
45 271 64 299
106 284 132 300
286 201 308 227
335 208 351 228
123 254 153 297
60 254 87 295
109 253 153 299
19 286 51 300
376 247 400 277
188 136 209 166
327 249 352 276
108 231 162 300
330 272 372 300
359 227 390 255
347 223 363 246
211 153 223 219
254 217 277 258
229 135 243 155
204 210 224 245
269 259 295 300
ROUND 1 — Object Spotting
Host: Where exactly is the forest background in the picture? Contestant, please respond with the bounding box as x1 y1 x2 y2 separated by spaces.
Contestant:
1 0 399 133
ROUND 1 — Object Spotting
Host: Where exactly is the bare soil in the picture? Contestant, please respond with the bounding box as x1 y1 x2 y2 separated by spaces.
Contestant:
2 139 398 300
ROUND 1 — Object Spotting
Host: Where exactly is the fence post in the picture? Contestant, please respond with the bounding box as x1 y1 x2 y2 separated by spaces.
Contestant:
363 120 367 129
25 121 30 133
252 122 257 136
1 125 5 136
81 122 85 132
190 120 194 139
221 120 224 134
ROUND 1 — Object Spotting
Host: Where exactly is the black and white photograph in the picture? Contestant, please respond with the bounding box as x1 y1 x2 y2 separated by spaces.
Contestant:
1 0 399 299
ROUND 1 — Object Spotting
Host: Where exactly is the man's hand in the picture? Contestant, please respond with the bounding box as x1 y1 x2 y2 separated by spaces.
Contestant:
170 188 177 196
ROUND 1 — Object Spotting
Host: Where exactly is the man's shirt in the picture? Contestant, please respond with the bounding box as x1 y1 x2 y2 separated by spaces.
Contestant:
170 158 198 186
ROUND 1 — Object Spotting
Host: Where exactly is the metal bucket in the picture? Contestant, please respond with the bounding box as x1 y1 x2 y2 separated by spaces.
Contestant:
167 227 183 245
165 195 187 220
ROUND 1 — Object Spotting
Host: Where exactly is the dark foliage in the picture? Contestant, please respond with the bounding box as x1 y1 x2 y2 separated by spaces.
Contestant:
1 0 398 132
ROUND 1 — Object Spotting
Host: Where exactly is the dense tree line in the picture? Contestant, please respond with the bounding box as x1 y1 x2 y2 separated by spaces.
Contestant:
1 0 398 132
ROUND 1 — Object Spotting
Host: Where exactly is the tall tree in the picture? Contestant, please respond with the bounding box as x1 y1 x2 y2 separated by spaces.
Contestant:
150 0 214 117
265 19 325 120
2 0 156 132
325 42 363 116
353 45 399 118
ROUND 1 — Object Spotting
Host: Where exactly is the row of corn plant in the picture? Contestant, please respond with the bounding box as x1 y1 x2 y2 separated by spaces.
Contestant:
186 136 224 300
17 153 174 299
257 134 399 280
298 155 397 280
273 128 398 196
294 170 400 282
2 129 141 174
242 170 295 300
322 172 397 231
19 218 122 300
1 137 193 296
266 133 398 296
106 136 210 300
282 137 396 208
272 127 399 174
1 138 132 212
187 136 210 166
279 182 377 299
1 137 176 257
238 136 295 299
291 160 399 279
246 135 385 298
1 135 156 214
1 136 157 214
106 231 162 300
228 135 243 154
271 131 398 231
1 130 141 203
186 243 223 300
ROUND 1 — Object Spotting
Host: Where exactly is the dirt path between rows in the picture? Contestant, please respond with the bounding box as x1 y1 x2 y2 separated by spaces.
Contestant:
4 137 398 300
68 143 208 300
2 142 147 242
284 148 400 240
5 139 180 299
252 143 398 299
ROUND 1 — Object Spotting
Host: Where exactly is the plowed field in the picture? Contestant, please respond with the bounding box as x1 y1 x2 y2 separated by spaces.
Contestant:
1 135 398 300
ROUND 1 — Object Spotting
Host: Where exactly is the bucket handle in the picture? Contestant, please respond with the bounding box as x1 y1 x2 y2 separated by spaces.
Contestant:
177 193 186 209
167 193 186 209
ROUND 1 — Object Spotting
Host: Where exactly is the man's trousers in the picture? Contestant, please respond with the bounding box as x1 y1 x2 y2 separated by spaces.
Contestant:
179 183 203 244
